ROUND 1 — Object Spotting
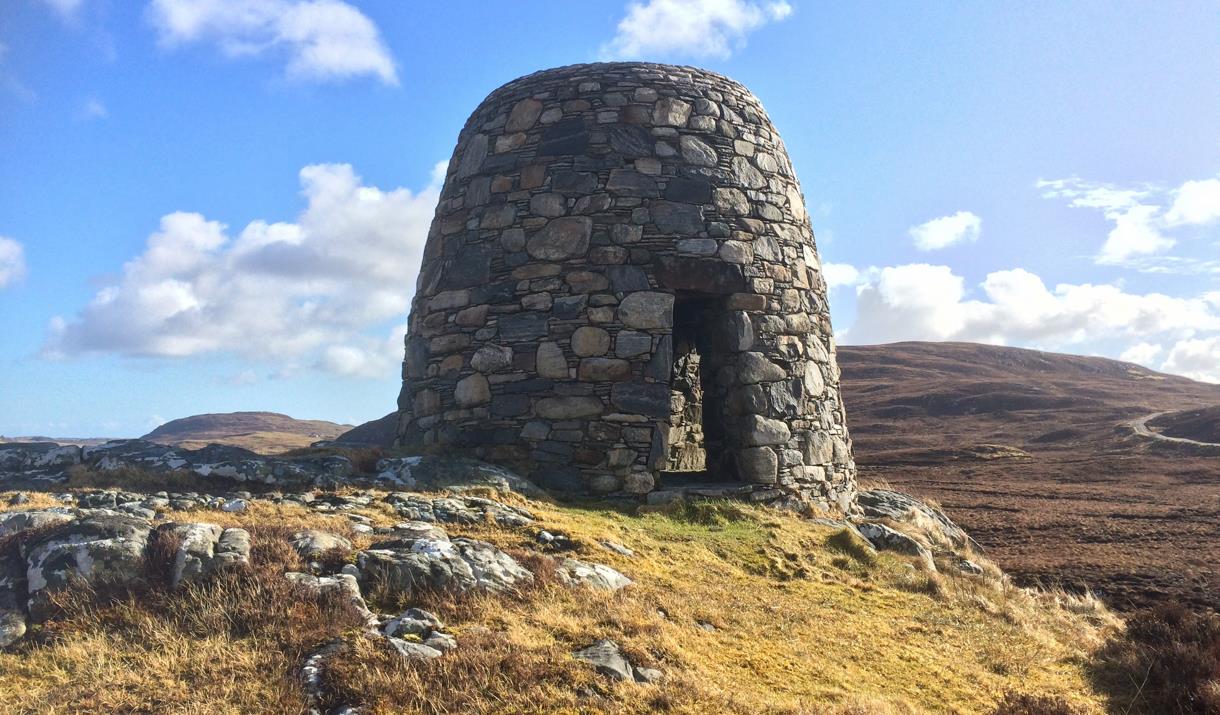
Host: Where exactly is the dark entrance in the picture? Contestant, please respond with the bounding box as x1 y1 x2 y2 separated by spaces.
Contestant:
661 293 733 486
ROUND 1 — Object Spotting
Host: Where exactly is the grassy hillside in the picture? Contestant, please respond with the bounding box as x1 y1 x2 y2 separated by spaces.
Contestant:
0 485 1119 714
838 341 1220 612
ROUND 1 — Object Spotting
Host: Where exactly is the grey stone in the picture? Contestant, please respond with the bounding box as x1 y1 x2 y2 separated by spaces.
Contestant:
578 358 631 381
498 313 549 342
679 135 717 166
456 133 487 178
506 97 543 132
555 558 633 591
536 341 569 378
618 292 674 330
291 529 353 561
615 331 652 357
610 383 670 418
455 373 491 406
742 415 791 446
652 97 691 126
676 238 718 256
471 344 514 373
536 396 604 419
738 352 786 383
574 639 633 681
857 522 936 571
23 513 152 606
571 326 611 357
651 201 704 234
529 192 566 217
606 169 659 197
527 217 592 260
737 447 778 483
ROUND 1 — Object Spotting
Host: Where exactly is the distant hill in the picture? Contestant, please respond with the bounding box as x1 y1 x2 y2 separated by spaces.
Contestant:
334 412 397 447
0 436 114 447
142 412 353 455
838 341 1220 611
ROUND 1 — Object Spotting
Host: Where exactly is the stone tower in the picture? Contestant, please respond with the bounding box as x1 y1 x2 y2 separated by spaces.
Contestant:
396 62 855 512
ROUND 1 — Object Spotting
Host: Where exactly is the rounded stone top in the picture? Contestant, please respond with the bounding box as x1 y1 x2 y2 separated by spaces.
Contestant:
486 61 756 103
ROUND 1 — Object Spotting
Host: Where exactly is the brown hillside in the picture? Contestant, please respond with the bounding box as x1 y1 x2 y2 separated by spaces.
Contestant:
839 341 1220 612
142 412 353 455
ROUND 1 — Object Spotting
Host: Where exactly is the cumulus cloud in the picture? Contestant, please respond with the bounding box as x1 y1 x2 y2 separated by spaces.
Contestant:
1162 336 1220 383
1165 178 1220 227
839 262 1220 383
821 262 861 288
908 211 981 251
1119 342 1163 367
147 0 398 85
44 162 444 379
1039 174 1220 265
602 0 793 59
0 237 27 288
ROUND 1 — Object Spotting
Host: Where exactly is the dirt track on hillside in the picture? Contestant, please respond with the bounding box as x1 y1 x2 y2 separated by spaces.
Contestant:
839 342 1220 612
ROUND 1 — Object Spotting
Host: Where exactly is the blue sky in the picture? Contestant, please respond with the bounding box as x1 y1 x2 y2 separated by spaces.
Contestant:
1 0 1218 437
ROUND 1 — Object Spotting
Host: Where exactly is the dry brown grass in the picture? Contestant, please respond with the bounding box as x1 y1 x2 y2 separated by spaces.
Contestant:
0 523 367 714
0 490 1120 714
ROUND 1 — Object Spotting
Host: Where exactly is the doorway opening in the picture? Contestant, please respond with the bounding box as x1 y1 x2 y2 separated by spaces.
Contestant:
661 293 732 486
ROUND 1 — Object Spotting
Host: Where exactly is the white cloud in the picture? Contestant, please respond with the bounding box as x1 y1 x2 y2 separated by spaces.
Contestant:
842 263 1220 363
79 97 108 120
1039 175 1220 265
44 162 444 379
0 237 27 288
1119 342 1163 366
821 262 861 288
1165 178 1220 227
1162 336 1220 383
908 211 981 251
602 0 793 60
147 0 398 85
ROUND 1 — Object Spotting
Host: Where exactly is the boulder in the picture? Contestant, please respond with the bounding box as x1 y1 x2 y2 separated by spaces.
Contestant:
555 559 633 591
22 512 152 607
290 529 354 561
155 522 251 587
374 455 544 497
284 572 377 626
389 638 444 660
573 639 633 681
856 489 977 551
383 493 534 528
382 607 443 638
357 536 532 599
856 522 936 571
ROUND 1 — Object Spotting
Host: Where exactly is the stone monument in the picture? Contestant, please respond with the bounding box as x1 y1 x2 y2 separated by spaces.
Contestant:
395 62 855 511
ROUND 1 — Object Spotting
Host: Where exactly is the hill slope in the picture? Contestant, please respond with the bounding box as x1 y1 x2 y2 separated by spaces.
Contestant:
0 483 1118 714
142 412 352 454
839 341 1220 611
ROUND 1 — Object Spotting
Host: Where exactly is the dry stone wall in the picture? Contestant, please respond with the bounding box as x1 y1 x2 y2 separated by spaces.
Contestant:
396 62 856 512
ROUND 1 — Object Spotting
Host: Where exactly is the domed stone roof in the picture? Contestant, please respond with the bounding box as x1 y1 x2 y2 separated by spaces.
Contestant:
396 62 855 511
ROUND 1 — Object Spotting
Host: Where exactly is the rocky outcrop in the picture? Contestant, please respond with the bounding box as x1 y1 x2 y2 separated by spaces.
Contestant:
375 455 545 497
856 489 977 552
156 522 251 588
555 558 633 591
573 639 662 683
357 534 532 600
